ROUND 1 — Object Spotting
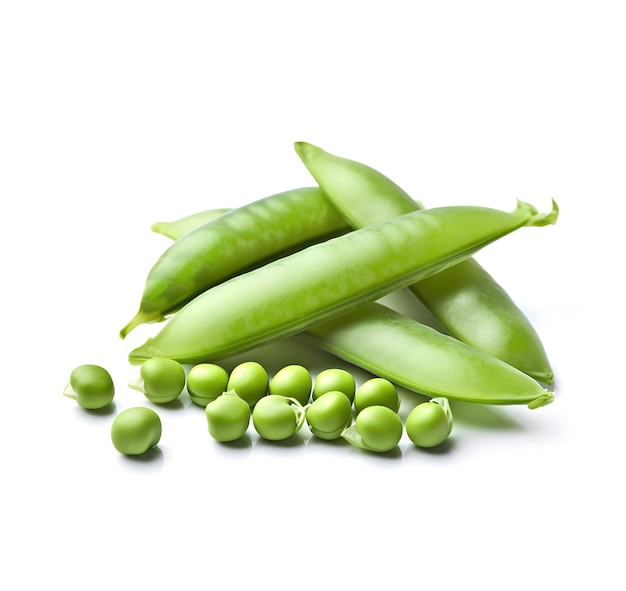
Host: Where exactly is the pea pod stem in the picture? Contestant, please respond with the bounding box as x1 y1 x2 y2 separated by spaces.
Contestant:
299 302 554 409
294 141 556 384
129 199 558 367
62 383 77 400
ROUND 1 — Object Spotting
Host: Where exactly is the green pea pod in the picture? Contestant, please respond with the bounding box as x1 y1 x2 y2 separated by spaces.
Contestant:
151 208 232 240
294 141 555 384
299 302 553 409
120 187 349 338
129 198 558 366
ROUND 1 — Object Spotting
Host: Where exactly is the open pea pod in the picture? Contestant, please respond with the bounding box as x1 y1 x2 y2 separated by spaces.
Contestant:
294 141 555 384
129 198 558 366
300 302 553 409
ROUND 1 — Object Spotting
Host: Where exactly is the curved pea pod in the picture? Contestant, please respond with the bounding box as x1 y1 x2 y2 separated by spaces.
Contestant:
129 198 558 366
294 141 555 384
300 302 554 409
120 187 349 338
151 208 232 240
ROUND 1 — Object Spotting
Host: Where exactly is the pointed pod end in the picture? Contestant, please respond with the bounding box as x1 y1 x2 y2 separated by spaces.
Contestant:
150 221 175 239
293 141 320 162
527 391 555 410
128 342 152 366
119 311 161 340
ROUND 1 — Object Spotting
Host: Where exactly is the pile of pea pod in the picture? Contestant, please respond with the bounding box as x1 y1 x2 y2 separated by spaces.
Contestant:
66 142 559 455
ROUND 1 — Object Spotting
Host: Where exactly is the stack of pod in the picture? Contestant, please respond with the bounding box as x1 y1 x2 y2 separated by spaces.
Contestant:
114 142 557 452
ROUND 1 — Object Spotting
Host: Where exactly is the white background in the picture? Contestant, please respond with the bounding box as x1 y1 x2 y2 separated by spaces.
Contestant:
1 1 625 589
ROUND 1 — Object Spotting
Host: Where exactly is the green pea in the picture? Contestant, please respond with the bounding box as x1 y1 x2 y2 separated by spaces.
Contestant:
354 377 399 414
405 398 453 448
344 406 402 453
227 361 269 407
305 390 353 440
187 363 229 407
252 395 305 441
205 391 251 442
135 357 186 404
268 364 312 406
111 407 162 455
64 364 115 410
312 368 355 404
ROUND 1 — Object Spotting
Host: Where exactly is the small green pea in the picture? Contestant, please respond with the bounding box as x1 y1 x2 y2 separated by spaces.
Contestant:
64 364 115 410
305 390 353 440
348 405 403 452
252 395 304 441
312 368 356 404
227 361 269 407
405 398 453 448
187 363 229 407
136 357 186 404
268 364 312 406
205 391 251 442
111 407 162 455
354 378 399 414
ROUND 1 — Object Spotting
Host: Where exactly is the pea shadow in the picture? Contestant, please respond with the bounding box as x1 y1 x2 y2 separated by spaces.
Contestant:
217 433 254 450
253 431 308 449
404 437 457 457
355 446 403 460
149 398 186 411
75 401 118 418
449 401 525 431
118 445 165 470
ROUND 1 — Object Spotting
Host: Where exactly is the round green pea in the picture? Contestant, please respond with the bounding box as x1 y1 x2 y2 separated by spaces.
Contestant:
312 368 356 404
205 392 251 442
111 407 162 455
268 364 312 406
66 364 115 409
405 400 453 448
305 390 353 440
187 363 229 407
252 395 299 441
354 378 399 414
354 405 403 452
140 357 186 404
227 361 269 407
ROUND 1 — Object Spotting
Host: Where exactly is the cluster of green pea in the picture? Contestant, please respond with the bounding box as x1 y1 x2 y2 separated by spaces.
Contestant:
64 359 453 456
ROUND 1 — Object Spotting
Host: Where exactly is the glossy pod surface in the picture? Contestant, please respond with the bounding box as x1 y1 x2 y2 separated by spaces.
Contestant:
300 302 553 408
295 141 555 384
120 187 348 337
129 199 558 366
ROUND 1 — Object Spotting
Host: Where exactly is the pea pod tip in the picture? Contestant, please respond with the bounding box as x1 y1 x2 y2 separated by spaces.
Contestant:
527 391 555 410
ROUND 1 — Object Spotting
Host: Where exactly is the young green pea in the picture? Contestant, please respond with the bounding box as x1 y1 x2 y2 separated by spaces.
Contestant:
64 364 115 410
312 368 356 404
227 361 269 407
305 390 353 440
354 378 400 414
405 398 453 448
187 363 229 407
268 364 312 406
343 406 403 453
252 395 306 441
128 357 186 404
111 407 162 455
205 391 251 442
